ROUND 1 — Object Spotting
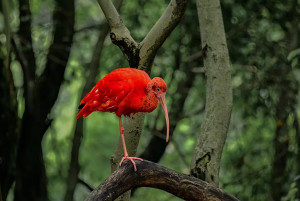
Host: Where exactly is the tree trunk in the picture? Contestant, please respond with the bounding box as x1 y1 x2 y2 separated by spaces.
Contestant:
294 112 300 199
13 0 75 200
190 0 232 187
0 0 19 200
270 4 299 199
14 120 48 201
271 85 296 201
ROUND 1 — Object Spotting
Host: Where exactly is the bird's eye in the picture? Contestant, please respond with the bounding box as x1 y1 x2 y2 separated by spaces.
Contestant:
157 88 160 92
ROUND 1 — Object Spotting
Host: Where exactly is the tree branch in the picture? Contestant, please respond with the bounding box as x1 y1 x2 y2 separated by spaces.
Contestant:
85 160 239 201
97 0 139 67
14 0 75 200
139 0 188 71
78 178 94 192
191 0 232 187
75 22 106 33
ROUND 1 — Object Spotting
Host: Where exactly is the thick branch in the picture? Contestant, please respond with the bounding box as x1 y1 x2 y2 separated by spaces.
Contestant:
139 0 188 70
97 0 139 67
191 0 232 186
85 160 239 201
14 0 74 200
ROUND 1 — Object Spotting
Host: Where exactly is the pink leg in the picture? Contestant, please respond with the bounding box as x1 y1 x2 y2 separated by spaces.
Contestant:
119 117 143 171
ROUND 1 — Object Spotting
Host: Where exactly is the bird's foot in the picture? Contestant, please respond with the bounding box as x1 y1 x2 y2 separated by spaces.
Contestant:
119 156 143 171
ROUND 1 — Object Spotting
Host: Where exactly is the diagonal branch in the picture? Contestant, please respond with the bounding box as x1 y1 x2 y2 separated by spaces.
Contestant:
85 160 239 201
139 0 188 71
97 0 139 67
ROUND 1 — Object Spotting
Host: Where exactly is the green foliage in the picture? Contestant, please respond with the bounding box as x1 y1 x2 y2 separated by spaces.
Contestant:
3 0 300 200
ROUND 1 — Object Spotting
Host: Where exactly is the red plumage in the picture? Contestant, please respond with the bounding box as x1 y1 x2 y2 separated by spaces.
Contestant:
77 68 153 118
76 68 169 171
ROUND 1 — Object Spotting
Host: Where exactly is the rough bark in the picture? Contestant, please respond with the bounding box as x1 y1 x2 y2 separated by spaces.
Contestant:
85 160 239 201
96 0 188 200
14 0 75 200
190 0 232 187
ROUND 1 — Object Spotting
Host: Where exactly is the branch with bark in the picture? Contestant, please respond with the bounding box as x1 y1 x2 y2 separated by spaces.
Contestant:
85 160 239 201
13 0 75 200
97 0 188 70
190 0 233 187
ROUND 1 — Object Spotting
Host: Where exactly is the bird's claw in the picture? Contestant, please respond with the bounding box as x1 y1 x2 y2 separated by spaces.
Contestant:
119 156 143 171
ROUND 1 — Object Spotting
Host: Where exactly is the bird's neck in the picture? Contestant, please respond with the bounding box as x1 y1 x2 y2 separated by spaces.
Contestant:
141 91 159 113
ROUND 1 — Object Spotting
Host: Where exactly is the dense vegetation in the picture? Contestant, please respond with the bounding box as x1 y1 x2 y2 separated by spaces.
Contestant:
0 0 299 200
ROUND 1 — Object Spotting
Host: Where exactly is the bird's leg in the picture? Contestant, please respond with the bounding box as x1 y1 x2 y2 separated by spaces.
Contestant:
118 116 143 171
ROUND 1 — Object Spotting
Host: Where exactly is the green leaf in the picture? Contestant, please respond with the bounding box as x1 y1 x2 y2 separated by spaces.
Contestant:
287 48 300 62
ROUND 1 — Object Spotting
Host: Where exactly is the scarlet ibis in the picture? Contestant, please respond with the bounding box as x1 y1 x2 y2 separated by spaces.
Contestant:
76 68 169 171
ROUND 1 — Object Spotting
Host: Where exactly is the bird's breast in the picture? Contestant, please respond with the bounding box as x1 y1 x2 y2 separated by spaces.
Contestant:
139 93 159 113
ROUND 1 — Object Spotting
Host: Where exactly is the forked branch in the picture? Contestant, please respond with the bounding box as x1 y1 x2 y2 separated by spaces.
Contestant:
85 160 239 201
139 0 188 70
97 0 188 70
97 0 139 66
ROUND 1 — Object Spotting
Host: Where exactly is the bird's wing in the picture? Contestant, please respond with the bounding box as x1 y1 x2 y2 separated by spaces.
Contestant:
76 68 150 118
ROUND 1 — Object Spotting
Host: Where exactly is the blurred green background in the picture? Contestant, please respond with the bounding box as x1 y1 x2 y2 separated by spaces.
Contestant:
1 0 300 200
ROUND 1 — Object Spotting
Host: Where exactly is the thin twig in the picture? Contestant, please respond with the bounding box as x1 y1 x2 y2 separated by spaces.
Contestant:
78 178 94 192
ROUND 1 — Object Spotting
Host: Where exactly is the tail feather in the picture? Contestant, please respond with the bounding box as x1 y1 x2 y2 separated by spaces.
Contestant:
76 103 92 119
78 103 86 110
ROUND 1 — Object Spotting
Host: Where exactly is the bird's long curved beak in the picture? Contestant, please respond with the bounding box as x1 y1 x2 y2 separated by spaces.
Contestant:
159 93 169 142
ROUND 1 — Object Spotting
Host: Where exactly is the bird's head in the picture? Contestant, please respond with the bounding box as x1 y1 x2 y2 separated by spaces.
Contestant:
147 77 169 142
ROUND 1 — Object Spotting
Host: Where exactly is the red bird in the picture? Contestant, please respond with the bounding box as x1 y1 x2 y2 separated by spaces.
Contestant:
76 68 169 171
